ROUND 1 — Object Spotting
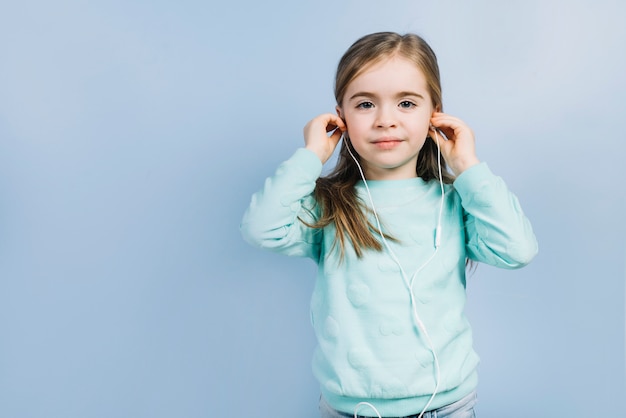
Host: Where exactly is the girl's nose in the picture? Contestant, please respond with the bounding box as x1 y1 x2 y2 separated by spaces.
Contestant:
375 107 397 128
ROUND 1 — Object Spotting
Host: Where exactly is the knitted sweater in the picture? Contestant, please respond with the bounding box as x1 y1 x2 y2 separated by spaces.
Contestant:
240 148 537 416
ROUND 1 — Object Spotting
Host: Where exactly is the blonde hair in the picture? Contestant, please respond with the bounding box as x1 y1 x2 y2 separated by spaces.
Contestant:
308 32 454 258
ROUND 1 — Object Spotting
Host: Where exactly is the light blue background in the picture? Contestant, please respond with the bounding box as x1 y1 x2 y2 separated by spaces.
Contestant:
1 0 624 417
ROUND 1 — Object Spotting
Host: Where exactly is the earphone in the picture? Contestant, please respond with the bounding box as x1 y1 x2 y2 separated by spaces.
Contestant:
430 124 448 141
344 128 446 418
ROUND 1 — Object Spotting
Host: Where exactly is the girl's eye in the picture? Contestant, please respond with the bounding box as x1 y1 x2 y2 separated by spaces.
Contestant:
399 101 416 109
356 101 374 109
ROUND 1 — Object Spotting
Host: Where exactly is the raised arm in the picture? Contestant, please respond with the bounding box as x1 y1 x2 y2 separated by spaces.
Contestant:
240 148 325 260
454 163 538 268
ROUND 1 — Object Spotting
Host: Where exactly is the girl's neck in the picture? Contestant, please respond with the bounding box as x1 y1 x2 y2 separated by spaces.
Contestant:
363 166 419 181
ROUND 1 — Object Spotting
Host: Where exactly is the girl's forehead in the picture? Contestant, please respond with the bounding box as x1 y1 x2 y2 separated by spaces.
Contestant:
363 53 413 69
345 55 429 95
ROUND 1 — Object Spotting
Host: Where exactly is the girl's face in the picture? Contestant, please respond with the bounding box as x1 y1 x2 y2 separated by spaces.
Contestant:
337 55 434 180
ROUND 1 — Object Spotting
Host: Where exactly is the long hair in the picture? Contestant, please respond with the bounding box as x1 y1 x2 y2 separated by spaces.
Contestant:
309 32 455 258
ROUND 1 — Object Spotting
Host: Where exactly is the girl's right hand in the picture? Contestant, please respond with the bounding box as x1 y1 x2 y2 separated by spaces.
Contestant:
303 113 346 164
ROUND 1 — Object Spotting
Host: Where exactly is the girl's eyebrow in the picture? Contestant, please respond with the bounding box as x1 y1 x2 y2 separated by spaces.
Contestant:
396 91 425 100
348 91 425 101
348 91 377 101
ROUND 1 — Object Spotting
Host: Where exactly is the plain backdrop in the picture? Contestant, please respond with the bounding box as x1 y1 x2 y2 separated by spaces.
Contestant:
0 0 624 417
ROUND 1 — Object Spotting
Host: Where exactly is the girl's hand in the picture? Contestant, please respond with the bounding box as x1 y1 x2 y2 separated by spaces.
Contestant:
429 112 480 175
303 113 346 164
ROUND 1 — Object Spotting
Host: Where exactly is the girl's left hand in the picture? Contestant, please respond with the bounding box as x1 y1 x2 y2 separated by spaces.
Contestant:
429 112 480 175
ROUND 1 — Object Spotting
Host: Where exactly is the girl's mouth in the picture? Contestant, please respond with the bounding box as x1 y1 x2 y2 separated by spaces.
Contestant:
372 138 402 150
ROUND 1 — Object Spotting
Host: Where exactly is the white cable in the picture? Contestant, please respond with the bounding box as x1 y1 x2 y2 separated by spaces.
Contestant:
415 128 445 417
344 131 445 418
354 402 382 418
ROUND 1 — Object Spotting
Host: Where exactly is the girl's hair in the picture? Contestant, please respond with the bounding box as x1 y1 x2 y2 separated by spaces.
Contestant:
309 32 455 258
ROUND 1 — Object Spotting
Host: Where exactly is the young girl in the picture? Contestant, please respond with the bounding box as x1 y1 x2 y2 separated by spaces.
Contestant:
241 32 537 418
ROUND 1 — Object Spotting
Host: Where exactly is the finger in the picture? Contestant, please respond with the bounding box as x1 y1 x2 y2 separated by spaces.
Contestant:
315 114 345 145
430 113 464 130
430 114 470 142
321 113 346 133
328 127 343 144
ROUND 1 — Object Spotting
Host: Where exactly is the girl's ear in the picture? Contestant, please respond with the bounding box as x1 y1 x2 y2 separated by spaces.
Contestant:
335 105 344 120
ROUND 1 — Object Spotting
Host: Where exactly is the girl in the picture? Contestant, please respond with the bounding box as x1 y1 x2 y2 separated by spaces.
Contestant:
241 32 537 418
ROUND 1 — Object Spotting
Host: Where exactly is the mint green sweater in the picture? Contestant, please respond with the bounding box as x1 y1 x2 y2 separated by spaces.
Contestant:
241 148 537 416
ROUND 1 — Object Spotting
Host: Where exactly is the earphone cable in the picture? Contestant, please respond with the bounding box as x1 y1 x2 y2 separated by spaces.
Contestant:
343 131 445 418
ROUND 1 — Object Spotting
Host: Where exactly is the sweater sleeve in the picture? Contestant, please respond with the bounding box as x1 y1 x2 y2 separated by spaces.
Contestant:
453 163 538 269
240 148 324 260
